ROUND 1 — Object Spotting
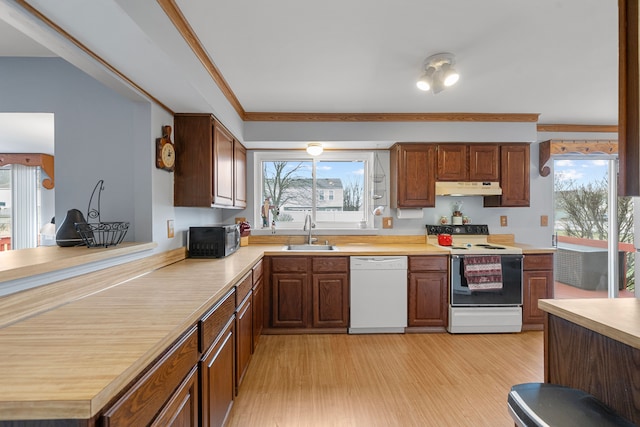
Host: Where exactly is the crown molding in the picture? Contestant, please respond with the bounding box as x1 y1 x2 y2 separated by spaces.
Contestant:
244 112 540 122
537 124 618 133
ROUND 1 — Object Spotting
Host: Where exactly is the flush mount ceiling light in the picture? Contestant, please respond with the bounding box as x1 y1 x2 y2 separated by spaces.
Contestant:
416 52 460 94
306 142 323 156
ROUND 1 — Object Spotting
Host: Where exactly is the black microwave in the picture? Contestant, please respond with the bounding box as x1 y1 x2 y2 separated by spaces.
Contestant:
188 225 240 258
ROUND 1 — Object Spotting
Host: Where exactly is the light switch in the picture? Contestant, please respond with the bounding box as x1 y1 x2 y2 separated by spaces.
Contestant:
500 216 508 227
167 219 174 238
383 217 393 229
540 215 548 227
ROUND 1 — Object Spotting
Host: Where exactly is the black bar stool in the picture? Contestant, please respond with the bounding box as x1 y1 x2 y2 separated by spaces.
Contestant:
507 383 637 427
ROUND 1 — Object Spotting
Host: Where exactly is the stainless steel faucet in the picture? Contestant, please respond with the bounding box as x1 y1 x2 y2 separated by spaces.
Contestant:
303 213 317 245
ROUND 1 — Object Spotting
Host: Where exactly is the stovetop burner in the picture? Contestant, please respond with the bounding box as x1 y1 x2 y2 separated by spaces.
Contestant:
426 224 523 255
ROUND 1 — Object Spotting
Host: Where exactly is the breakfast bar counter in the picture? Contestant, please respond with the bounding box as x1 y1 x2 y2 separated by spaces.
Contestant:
539 298 640 423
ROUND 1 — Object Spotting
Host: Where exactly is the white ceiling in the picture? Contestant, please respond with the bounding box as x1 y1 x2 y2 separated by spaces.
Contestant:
0 0 620 150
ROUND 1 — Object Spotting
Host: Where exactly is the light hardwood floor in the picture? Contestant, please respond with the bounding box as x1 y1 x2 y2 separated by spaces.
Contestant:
227 331 543 426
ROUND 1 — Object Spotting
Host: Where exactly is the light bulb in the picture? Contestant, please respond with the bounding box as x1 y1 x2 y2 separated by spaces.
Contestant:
442 64 459 87
306 143 323 156
416 67 435 91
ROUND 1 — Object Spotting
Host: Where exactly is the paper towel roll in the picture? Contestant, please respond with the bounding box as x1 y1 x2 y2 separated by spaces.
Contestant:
396 208 424 219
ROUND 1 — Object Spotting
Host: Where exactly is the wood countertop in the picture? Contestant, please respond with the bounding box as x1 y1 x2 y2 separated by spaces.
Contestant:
539 298 640 350
0 242 157 284
0 245 268 420
0 241 553 420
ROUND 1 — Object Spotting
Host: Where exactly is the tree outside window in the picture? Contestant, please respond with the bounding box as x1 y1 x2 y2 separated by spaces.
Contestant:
257 152 371 229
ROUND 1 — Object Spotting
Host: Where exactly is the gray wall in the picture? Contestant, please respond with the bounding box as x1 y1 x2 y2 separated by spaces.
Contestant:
0 57 221 252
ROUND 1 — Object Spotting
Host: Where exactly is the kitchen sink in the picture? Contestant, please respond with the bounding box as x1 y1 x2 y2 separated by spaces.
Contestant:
283 244 338 251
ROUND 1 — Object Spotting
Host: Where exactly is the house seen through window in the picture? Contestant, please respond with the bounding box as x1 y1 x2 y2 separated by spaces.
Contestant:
256 151 372 229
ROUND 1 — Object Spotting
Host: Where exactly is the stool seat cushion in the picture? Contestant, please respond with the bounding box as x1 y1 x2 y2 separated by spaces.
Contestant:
508 383 636 427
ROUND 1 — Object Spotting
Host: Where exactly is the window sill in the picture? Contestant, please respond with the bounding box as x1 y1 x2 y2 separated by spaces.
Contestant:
251 228 380 236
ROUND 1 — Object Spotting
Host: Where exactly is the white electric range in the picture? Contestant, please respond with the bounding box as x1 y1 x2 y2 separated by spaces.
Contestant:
426 224 524 334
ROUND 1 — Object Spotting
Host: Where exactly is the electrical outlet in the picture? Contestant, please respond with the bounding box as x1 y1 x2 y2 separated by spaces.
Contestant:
167 219 174 238
540 215 548 227
500 216 508 227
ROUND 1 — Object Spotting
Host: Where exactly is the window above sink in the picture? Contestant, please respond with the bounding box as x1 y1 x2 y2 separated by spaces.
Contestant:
254 151 375 231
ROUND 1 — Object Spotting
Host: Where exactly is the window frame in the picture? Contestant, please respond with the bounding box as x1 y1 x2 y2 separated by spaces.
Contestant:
253 150 374 230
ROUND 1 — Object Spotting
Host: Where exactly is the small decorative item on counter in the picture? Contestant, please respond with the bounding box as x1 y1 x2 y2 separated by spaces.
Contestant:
73 180 129 248
239 221 251 246
451 201 463 225
452 211 463 225
439 215 448 224
437 233 453 246
56 208 88 247
462 216 470 224
271 220 276 234
239 221 251 237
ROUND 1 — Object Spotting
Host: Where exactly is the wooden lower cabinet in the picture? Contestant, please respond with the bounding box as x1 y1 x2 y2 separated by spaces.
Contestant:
200 317 235 427
235 290 253 392
271 272 308 328
102 327 200 427
151 366 199 427
407 256 448 331
312 273 349 328
268 256 349 332
252 272 264 350
522 253 554 329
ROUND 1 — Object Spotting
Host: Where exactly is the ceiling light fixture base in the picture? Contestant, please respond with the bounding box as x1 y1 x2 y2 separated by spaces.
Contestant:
416 52 460 94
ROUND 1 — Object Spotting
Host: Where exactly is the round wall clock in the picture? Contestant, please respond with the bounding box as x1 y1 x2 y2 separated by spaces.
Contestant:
156 125 175 172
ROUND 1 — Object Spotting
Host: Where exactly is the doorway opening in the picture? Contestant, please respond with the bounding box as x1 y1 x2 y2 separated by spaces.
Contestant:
553 157 634 298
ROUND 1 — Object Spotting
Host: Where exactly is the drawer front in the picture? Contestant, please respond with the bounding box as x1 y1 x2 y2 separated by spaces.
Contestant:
102 326 199 427
409 256 448 272
312 256 349 273
523 253 554 270
252 259 264 284
235 271 253 307
271 256 309 273
200 288 236 352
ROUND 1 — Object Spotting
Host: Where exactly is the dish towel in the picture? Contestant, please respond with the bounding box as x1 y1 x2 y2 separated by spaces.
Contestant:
463 255 503 290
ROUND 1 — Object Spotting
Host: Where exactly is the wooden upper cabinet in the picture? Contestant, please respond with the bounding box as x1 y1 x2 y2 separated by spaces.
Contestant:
174 113 214 207
437 144 499 181
174 113 247 208
484 144 530 207
213 123 235 207
469 145 499 181
437 144 467 181
234 140 247 208
390 143 436 208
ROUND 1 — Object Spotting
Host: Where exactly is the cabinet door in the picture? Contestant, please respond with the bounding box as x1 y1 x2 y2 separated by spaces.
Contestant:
271 273 308 328
200 318 235 427
213 122 235 207
312 273 349 328
151 367 198 427
252 278 264 350
523 270 554 325
174 114 214 207
408 272 448 327
469 144 499 181
437 144 467 181
390 144 436 208
233 140 247 208
485 144 530 207
102 327 199 427
235 291 253 391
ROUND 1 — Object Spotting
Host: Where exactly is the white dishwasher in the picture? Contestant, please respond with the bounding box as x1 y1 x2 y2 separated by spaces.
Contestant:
349 256 408 334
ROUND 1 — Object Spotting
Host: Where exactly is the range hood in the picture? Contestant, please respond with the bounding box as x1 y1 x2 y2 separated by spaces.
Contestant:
435 181 502 196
